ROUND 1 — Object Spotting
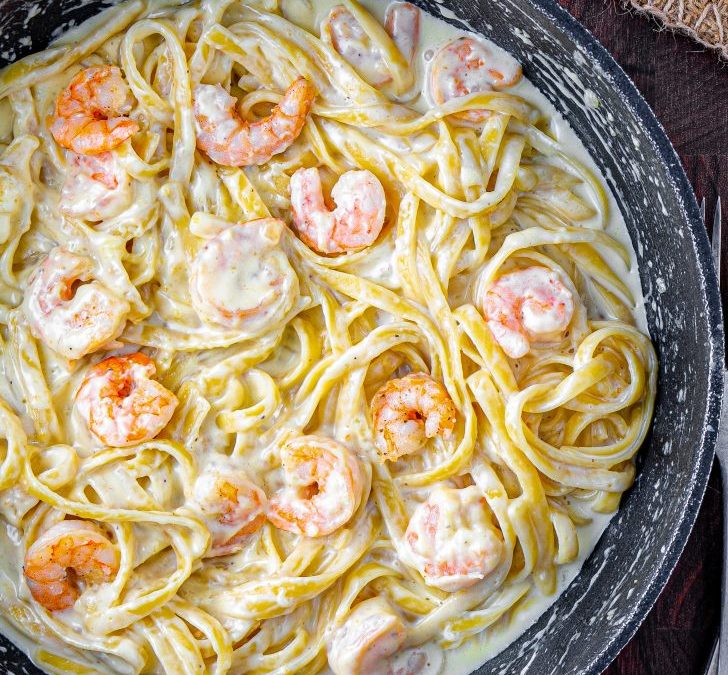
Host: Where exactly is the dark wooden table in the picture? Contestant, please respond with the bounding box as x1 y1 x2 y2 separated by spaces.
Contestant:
555 2 726 673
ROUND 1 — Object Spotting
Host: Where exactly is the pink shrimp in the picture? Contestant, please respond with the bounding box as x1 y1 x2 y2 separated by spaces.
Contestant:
191 458 268 557
370 373 457 462
60 151 132 221
290 167 386 254
50 65 140 155
327 597 407 675
404 486 504 592
193 77 315 167
268 436 364 537
188 218 299 332
482 266 575 359
323 3 420 89
75 353 178 447
323 5 392 87
22 247 130 359
24 520 119 611
429 36 522 123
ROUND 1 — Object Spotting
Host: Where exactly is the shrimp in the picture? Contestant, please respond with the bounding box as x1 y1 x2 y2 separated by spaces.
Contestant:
193 77 315 167
60 151 132 221
404 486 504 592
322 3 420 88
191 458 268 557
22 247 130 360
189 218 299 333
327 597 406 675
290 167 386 254
385 2 421 64
23 520 119 611
268 436 364 537
370 373 457 462
482 266 575 359
75 353 178 447
429 36 522 123
323 6 392 87
50 65 140 155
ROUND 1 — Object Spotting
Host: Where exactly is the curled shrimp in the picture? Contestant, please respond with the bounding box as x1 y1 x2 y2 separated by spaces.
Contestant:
193 77 315 167
327 597 407 675
189 218 299 333
268 436 364 537
429 36 522 123
75 353 178 448
323 2 420 90
23 520 119 611
404 486 504 592
60 151 132 221
22 247 130 360
482 265 575 359
370 373 457 462
323 6 390 87
191 458 268 557
50 65 140 155
290 167 386 254
323 6 392 87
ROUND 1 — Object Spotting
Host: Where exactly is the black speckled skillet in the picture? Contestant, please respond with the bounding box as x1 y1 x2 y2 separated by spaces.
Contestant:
0 1 722 673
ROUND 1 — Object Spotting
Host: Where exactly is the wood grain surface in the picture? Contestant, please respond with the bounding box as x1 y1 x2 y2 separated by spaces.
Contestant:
554 2 725 674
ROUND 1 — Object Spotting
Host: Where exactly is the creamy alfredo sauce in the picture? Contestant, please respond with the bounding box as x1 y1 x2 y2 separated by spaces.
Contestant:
0 0 650 673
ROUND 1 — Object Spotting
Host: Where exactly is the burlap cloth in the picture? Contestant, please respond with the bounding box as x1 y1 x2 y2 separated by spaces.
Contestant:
628 1 728 58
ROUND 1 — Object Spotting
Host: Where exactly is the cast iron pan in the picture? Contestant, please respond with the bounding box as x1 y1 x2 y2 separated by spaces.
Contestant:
0 1 722 673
